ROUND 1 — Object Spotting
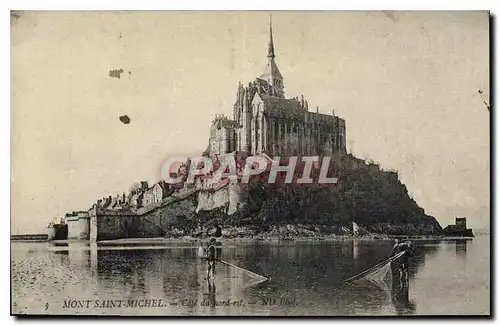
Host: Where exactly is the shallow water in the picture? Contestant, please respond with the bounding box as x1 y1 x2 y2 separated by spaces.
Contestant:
11 236 490 316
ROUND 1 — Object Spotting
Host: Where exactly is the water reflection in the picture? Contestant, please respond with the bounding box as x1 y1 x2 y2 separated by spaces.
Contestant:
33 237 486 316
68 242 90 269
90 243 98 277
455 239 468 258
353 239 360 260
391 275 416 315
207 279 216 309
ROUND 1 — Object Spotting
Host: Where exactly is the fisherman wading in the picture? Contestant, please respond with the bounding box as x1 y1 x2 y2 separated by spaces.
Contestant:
206 238 217 279
390 240 414 284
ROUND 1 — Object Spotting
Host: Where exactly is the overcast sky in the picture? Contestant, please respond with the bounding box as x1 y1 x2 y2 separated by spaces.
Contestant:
11 11 489 233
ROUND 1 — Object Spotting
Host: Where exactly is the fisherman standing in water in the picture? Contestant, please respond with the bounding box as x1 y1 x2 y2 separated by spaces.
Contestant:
390 240 416 314
390 240 414 284
399 241 414 283
207 238 217 279
390 239 400 256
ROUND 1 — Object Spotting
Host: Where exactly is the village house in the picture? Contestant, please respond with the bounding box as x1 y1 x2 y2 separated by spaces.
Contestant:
130 192 144 209
98 196 112 209
142 181 172 207
143 187 155 206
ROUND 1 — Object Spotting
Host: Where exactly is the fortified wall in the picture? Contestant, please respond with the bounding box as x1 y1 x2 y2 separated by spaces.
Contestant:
87 183 244 242
195 179 247 215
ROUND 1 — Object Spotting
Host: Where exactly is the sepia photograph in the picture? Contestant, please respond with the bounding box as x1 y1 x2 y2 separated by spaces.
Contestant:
10 10 490 317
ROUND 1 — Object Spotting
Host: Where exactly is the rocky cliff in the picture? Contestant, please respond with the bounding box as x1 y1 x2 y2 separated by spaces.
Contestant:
155 154 442 238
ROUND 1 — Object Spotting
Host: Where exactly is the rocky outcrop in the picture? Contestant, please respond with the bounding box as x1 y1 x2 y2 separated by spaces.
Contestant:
235 155 443 236
158 154 442 238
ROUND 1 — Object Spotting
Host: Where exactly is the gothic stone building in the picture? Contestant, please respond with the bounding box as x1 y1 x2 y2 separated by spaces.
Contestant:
208 20 346 158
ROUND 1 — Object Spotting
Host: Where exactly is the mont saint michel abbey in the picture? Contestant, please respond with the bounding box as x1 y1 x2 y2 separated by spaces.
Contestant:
207 19 347 158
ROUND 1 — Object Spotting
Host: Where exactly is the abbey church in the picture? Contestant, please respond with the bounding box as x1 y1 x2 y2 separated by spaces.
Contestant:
207 19 346 158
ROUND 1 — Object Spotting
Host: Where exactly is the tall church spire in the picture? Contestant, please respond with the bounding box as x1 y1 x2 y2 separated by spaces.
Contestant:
267 15 275 59
259 15 284 98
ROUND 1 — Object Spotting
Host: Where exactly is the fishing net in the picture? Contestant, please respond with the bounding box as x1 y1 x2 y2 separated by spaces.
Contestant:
220 260 268 289
363 261 392 283
360 261 393 290
344 251 405 285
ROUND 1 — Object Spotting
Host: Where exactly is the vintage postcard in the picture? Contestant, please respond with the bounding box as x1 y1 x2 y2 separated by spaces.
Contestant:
11 11 490 316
